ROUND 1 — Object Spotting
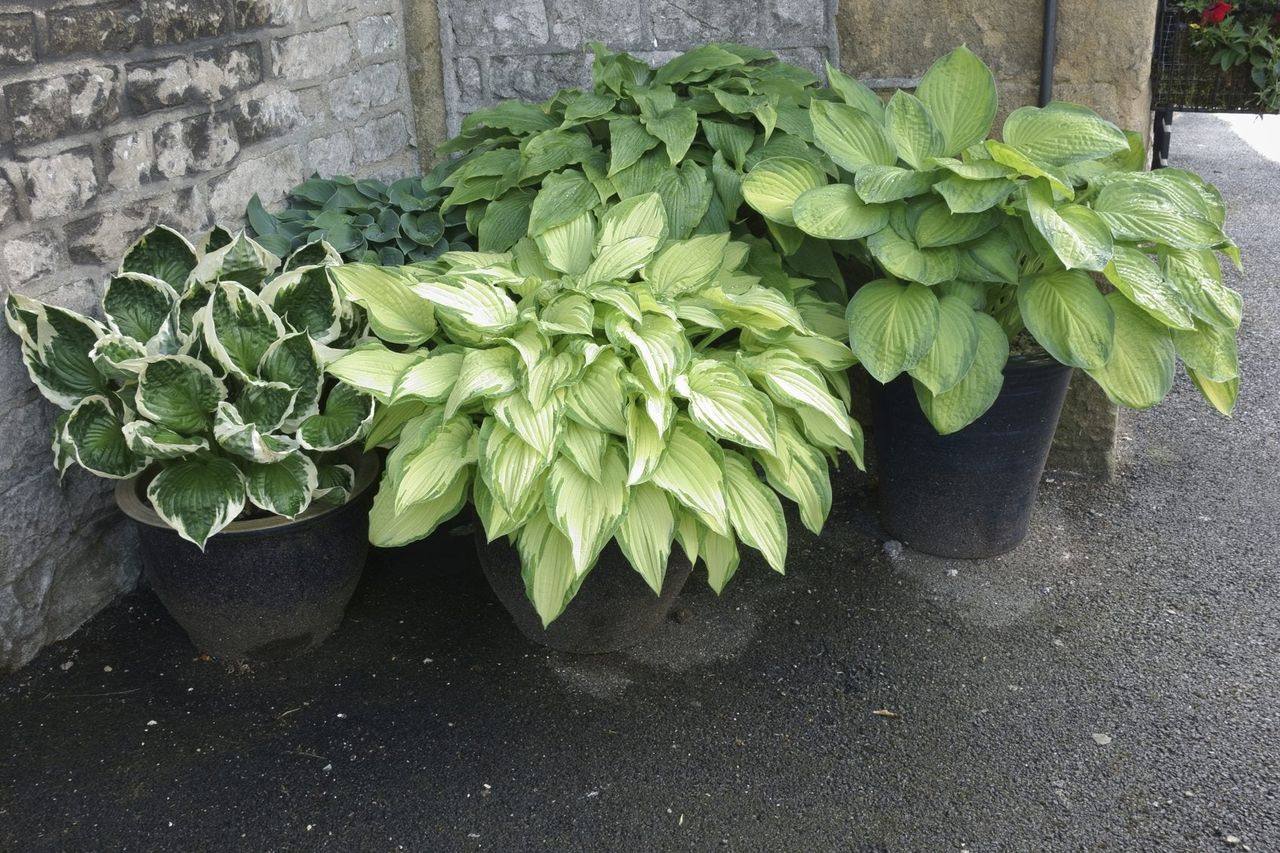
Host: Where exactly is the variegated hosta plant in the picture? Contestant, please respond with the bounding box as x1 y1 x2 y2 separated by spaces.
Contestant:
4 225 375 549
327 193 862 625
743 46 1244 434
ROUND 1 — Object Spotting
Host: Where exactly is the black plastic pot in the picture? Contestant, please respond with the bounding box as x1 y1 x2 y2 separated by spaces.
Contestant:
869 354 1074 558
115 453 380 661
476 533 692 654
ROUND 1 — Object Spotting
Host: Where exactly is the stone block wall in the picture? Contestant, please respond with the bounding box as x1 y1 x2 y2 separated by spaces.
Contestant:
0 0 419 670
428 0 841 132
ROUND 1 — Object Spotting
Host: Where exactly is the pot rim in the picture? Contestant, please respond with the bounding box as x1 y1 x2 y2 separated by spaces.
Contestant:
114 450 380 535
1005 348 1070 370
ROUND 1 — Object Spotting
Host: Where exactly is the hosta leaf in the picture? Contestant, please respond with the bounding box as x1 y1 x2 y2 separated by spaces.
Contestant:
478 419 548 519
1103 246 1195 330
326 341 426 403
330 264 436 345
1085 293 1175 410
7 296 109 408
240 452 318 518
1171 320 1239 382
298 383 374 451
1187 367 1238 416
213 401 298 463
536 210 595 276
365 400 426 449
651 417 730 536
64 395 146 478
528 349 586 409
135 355 226 434
722 450 787 574
528 169 599 236
494 391 560 461
674 360 776 452
641 107 698 164
914 312 1009 434
625 399 666 485
89 335 148 381
912 199 999 248
644 233 728 297
908 295 981 394
825 61 885 121
564 350 628 435
1002 102 1129 166
412 275 519 334
755 413 831 534
808 99 896 172
477 191 534 253
519 128 597 179
443 346 518 418
738 349 854 448
701 527 741 594
792 184 889 241
854 165 938 205
391 350 464 404
103 273 179 344
653 159 713 239
1158 247 1242 330
846 279 940 383
516 510 578 627
369 465 470 547
539 293 595 336
258 331 323 429
312 462 355 507
237 379 297 432
190 232 279 291
546 444 628 575
934 174 1014 215
586 236 662 284
741 157 826 226
1017 269 1115 369
558 419 607 481
1024 178 1113 271
120 225 198 292
147 456 247 549
867 225 958 286
608 116 661 177
702 119 755 170
615 482 675 595
885 90 944 169
597 192 668 248
388 411 475 511
606 312 691 391
916 46 997 154
1093 178 1226 250
259 266 342 343
121 420 208 459
202 282 286 378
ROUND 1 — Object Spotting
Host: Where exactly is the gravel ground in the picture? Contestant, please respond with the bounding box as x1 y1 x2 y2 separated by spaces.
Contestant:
1 112 1276 852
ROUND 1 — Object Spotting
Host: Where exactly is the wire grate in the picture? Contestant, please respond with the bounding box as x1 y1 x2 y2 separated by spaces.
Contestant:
1151 1 1279 113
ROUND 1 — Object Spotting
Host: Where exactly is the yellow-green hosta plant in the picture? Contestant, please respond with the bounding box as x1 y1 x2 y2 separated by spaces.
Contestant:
326 193 862 625
4 225 375 548
743 46 1244 433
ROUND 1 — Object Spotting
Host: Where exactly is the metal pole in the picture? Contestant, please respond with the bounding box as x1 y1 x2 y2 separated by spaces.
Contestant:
1040 0 1059 106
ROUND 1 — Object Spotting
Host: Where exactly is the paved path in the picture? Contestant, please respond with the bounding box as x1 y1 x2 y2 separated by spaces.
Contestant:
1 113 1277 851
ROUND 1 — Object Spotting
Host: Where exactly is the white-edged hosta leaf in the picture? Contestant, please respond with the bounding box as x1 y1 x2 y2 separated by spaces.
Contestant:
411 275 519 334
808 99 896 171
64 395 146 478
615 482 676 594
597 192 668 248
546 444 628 576
213 401 297 462
202 281 286 378
258 331 324 430
236 379 297 433
297 383 374 451
528 349 586 409
388 411 475 512
884 90 945 169
1002 102 1129 166
1017 269 1115 369
478 419 549 521
7 296 110 407
259 266 343 343
558 419 607 481
771 332 857 372
240 451 318 518
1103 246 1195 330
517 509 579 627
135 355 226 434
103 273 179 344
741 157 826 225
312 462 355 507
120 224 198 291
739 349 855 448
674 510 701 567
586 235 662 284
606 312 691 391
327 341 427 404
493 391 560 461
1085 292 1175 410
846 279 940 383
1024 178 1114 271
90 334 148 380
1187 367 1238 416
674 359 776 452
329 264 437 345
643 233 729 296
701 526 741 594
536 210 596 275
146 456 247 549
122 420 209 459
189 231 279 290
365 400 426 450
443 345 518 418
390 350 464 404
625 399 666 485
914 312 1009 434
369 465 470 548
916 46 997 154
722 449 787 573
651 417 730 536
908 295 981 394
705 285 808 334
755 412 832 534
1171 320 1239 382
793 184 889 241
564 351 628 435
539 293 595 336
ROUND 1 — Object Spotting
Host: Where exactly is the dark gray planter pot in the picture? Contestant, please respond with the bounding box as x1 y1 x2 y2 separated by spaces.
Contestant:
115 453 380 661
476 532 692 654
869 353 1074 558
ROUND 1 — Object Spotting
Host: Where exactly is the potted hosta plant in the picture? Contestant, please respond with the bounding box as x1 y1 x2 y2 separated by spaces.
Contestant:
327 193 861 652
744 47 1243 557
5 225 378 660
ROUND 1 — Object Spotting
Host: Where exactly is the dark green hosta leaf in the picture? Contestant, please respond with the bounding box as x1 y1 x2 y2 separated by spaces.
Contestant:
641 107 698 165
103 273 179 344
313 462 355 507
561 91 617 123
240 452 318 518
120 225 198 292
260 266 342 343
478 191 533 253
397 209 445 246
702 119 755 170
607 117 661 177
135 355 226 434
258 331 323 428
845 278 940 383
654 159 714 239
655 44 745 85
292 177 338 205
203 282 287 378
519 128 599 179
65 395 146 478
237 379 298 433
528 169 599 236
1002 102 1129 166
246 194 279 236
203 225 234 253
254 232 293 258
147 456 247 549
461 100 558 135
712 90 777 138
121 420 209 459
297 383 374 451
1017 269 1115 369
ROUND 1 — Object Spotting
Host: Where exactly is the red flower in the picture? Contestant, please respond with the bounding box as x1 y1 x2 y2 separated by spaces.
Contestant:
1200 2 1233 25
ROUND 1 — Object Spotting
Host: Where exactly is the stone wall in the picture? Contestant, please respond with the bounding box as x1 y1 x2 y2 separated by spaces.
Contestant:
0 0 419 670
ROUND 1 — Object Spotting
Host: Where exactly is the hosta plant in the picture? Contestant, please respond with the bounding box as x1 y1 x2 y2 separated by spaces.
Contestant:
743 46 1244 433
5 225 375 549
438 42 849 284
245 164 472 266
326 193 861 625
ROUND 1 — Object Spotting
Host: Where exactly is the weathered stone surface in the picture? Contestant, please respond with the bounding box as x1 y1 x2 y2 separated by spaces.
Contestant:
21 149 99 220
773 47 828 77
65 207 149 266
232 0 300 29
231 87 309 145
354 14 402 57
328 62 404 121
306 131 354 177
105 130 158 191
546 0 643 48
145 0 227 45
489 53 591 101
765 0 830 47
154 113 240 179
5 67 121 147
125 184 211 234
0 394 59 487
1048 375 1119 479
648 0 758 44
271 26 353 80
0 13 37 68
454 57 482 104
208 144 301 223
46 1 144 56
0 171 20 230
2 230 66 286
353 111 409 164
448 0 548 47
307 0 361 18
126 43 262 113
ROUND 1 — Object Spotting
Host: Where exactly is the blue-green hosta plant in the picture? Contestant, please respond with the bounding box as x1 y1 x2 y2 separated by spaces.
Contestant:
743 46 1244 433
4 225 375 549
326 194 861 625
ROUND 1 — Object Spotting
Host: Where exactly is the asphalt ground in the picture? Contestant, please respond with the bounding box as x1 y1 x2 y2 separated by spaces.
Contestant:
0 112 1276 851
